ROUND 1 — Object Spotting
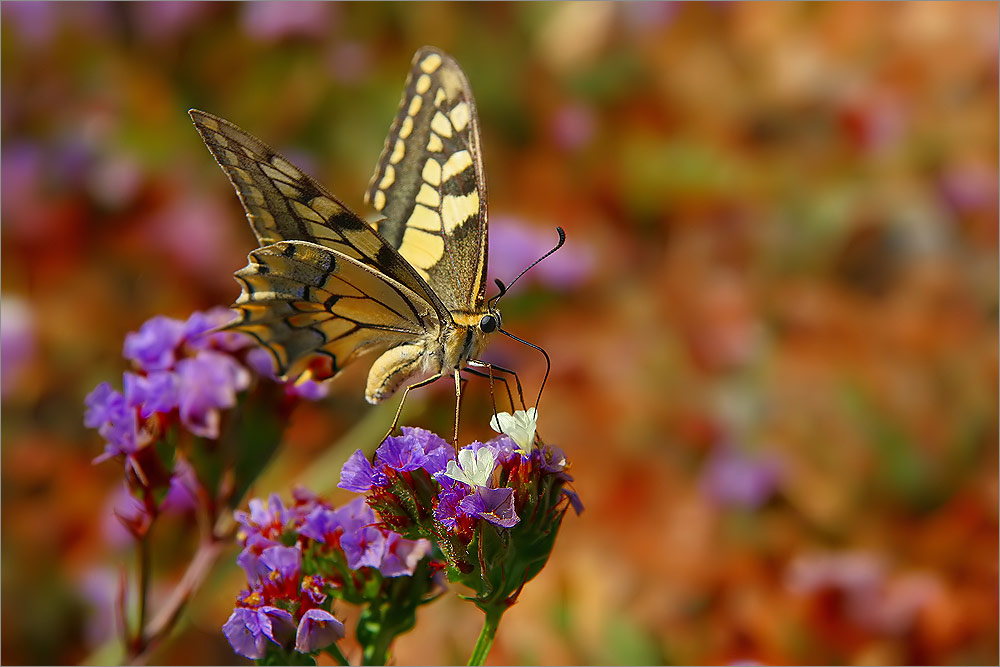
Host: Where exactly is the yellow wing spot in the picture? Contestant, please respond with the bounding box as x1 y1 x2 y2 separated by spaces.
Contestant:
276 180 304 199
253 209 276 228
416 183 441 208
244 185 266 206
270 156 303 180
449 102 470 133
310 196 344 220
379 165 396 189
422 159 442 186
222 148 240 165
261 163 296 184
229 166 252 183
399 228 445 270
200 118 220 131
434 88 447 106
389 138 406 164
427 133 444 153
373 190 386 211
420 53 443 73
408 95 422 116
415 74 431 94
399 116 414 139
210 131 228 148
292 200 324 224
406 204 441 231
441 192 479 232
442 150 473 181
303 220 335 240
430 112 453 138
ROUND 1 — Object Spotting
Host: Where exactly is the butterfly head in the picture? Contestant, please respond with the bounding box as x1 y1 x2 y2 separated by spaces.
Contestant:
478 311 501 335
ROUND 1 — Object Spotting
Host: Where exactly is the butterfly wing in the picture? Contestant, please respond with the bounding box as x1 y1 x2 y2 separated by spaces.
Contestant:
189 109 449 318
231 240 440 379
365 47 488 317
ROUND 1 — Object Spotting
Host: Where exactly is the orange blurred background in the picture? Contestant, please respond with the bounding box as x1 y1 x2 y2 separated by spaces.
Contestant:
2 2 997 664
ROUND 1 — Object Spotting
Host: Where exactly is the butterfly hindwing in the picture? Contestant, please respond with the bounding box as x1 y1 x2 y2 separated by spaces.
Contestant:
190 109 447 317
365 46 488 316
232 240 440 379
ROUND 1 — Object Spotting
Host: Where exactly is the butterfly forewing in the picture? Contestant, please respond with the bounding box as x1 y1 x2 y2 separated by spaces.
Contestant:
190 110 446 315
365 47 489 317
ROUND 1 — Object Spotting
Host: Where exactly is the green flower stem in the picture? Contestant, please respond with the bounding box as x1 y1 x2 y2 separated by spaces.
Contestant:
467 606 504 666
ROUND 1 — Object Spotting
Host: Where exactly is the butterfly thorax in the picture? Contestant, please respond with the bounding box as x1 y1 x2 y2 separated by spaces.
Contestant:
363 309 496 405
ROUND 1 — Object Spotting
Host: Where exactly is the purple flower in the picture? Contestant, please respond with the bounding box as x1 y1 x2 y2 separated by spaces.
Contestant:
459 487 519 528
375 433 432 472
287 375 329 400
123 315 186 372
379 533 431 577
699 444 781 509
433 482 470 529
341 525 386 570
330 495 376 535
399 426 451 475
295 608 345 653
562 488 585 516
113 491 153 538
328 497 382 569
298 505 341 545
160 459 199 513
85 383 142 463
123 370 180 418
300 574 328 605
222 605 296 659
175 350 251 438
237 493 289 539
84 382 124 429
258 545 302 599
482 435 523 465
338 449 387 492
237 532 281 582
182 307 246 351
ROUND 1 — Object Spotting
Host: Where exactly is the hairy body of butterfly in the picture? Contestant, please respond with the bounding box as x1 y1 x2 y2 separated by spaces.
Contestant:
191 47 514 434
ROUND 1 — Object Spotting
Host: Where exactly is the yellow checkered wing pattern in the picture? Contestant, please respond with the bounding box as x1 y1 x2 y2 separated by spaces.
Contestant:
365 47 489 316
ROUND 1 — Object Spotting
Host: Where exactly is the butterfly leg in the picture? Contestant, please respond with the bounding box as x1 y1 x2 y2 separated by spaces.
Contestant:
467 360 527 412
383 373 443 442
452 369 463 447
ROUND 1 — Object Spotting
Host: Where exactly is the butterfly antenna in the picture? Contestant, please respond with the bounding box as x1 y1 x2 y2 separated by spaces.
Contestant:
497 327 551 413
487 226 565 411
488 226 566 310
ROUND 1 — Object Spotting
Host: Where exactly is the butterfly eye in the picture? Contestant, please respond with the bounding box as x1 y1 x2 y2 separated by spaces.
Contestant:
479 314 498 333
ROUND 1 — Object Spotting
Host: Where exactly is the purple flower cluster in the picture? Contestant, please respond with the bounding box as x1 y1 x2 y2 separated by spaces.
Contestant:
235 492 432 581
84 308 329 463
224 489 435 659
340 426 582 542
85 308 251 461
223 545 344 659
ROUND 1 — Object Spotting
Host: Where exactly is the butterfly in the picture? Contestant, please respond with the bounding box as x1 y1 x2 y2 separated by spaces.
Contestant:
191 47 532 441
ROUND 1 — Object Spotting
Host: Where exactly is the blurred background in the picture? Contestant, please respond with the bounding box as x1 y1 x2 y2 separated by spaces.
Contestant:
2 2 997 664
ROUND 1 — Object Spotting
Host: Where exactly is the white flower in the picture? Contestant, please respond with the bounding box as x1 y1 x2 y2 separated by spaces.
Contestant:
489 408 538 453
443 447 496 488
